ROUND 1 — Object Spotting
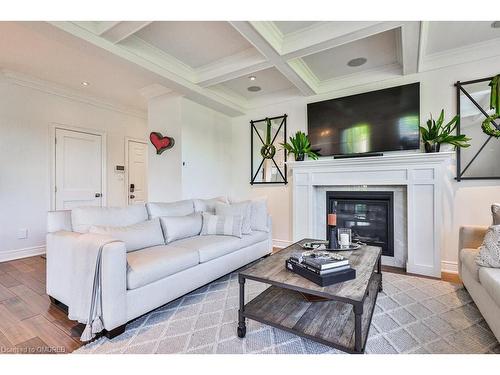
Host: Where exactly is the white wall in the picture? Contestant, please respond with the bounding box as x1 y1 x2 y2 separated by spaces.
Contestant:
0 77 147 260
230 55 500 271
147 94 183 202
181 99 232 199
147 95 233 202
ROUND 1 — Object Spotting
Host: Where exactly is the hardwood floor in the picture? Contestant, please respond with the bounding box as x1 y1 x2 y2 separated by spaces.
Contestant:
0 256 82 354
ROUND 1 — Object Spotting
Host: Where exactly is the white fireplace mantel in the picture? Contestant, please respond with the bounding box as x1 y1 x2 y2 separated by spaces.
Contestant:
287 152 455 277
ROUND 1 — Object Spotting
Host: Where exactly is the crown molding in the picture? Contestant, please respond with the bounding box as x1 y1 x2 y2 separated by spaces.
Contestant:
0 69 147 119
420 37 500 72
248 21 284 54
121 35 196 81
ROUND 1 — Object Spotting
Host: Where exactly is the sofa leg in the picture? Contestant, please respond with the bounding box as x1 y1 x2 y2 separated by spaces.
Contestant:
105 324 127 339
49 296 68 312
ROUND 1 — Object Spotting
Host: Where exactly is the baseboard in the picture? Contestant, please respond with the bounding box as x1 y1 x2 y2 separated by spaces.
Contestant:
0 245 46 262
272 239 293 249
441 260 458 274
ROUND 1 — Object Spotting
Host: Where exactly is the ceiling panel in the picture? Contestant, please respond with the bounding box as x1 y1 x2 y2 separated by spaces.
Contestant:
273 21 319 35
216 67 298 99
426 21 500 55
301 29 399 81
135 21 256 68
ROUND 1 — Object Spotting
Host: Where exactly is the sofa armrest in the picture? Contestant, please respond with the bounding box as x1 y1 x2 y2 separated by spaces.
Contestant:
100 241 127 331
458 225 487 277
46 231 127 331
459 225 488 250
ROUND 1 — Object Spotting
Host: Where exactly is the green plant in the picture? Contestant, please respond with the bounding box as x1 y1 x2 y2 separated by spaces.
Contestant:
419 110 471 148
280 131 319 160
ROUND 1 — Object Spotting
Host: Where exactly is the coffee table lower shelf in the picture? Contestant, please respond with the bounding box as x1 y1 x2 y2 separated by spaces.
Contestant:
239 273 381 354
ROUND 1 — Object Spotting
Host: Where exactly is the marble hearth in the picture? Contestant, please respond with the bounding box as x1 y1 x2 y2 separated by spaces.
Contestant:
288 152 454 277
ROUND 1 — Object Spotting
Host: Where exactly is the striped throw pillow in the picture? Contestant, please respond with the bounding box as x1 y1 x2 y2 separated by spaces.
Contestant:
201 213 243 238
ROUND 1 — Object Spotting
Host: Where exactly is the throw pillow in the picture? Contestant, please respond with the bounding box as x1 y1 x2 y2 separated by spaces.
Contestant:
201 212 243 238
193 197 228 214
89 218 164 252
216 201 252 234
159 213 202 243
250 198 269 232
492 203 500 225
476 225 500 268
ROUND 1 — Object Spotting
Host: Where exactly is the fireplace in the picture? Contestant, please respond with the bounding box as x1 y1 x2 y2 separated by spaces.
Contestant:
326 191 394 257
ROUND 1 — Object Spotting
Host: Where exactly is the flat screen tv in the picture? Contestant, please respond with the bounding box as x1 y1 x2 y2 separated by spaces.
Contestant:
307 83 420 156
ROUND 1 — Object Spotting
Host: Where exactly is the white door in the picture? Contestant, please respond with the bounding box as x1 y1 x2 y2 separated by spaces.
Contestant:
127 140 148 205
55 128 103 210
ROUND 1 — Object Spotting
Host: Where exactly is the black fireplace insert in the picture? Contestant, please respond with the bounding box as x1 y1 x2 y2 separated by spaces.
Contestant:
326 191 394 257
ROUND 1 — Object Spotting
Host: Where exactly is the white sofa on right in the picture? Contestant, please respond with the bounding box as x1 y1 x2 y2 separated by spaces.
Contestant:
46 198 272 339
458 204 500 342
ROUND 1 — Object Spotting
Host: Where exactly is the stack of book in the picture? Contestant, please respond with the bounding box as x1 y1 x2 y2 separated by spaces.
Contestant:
286 251 356 287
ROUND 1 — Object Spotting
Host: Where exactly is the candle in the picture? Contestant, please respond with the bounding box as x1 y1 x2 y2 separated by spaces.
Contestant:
327 213 336 226
340 233 350 247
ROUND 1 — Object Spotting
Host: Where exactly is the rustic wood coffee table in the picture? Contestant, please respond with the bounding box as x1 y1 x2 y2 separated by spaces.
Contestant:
237 239 382 354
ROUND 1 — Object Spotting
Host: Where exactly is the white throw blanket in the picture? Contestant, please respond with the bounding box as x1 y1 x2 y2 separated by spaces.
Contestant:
68 233 121 341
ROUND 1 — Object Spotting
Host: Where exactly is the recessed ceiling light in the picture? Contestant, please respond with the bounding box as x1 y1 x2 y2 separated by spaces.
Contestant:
249 76 256 81
247 86 261 92
81 81 90 86
492 21 500 28
347 57 367 67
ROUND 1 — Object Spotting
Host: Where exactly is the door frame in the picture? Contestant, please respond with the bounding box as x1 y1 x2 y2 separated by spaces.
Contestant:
49 123 107 210
124 137 148 205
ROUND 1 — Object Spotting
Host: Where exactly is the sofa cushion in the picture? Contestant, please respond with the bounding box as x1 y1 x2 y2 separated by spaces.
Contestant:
238 230 269 249
460 248 481 282
147 200 194 219
193 197 228 214
479 267 500 307
160 213 202 243
216 201 252 234
250 198 269 232
201 212 243 238
71 205 148 233
126 245 199 290
89 218 164 253
173 235 240 263
492 204 500 225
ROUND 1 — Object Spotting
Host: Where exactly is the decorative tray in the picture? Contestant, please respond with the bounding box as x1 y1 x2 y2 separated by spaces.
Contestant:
300 242 362 251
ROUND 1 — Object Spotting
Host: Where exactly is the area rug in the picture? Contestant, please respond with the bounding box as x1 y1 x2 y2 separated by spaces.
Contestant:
75 271 500 354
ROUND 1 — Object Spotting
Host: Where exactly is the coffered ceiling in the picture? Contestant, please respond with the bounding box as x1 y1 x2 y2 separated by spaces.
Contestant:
2 21 499 116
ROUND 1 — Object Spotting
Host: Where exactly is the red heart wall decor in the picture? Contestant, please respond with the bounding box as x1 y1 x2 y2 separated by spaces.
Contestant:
150 132 175 155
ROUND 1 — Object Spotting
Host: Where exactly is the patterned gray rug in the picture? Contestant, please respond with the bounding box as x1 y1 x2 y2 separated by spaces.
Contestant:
76 271 500 354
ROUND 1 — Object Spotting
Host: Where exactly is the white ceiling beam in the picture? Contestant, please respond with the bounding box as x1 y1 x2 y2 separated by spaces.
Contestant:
280 21 406 60
230 21 317 96
196 48 272 87
400 22 421 75
49 21 245 117
100 21 153 44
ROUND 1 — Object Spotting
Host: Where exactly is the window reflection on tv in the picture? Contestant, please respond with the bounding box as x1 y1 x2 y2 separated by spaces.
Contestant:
307 83 420 156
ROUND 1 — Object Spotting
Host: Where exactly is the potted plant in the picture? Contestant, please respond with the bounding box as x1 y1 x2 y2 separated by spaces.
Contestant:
280 131 319 161
420 110 471 153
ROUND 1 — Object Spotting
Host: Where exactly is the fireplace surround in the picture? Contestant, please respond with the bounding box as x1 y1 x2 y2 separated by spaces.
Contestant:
288 152 454 277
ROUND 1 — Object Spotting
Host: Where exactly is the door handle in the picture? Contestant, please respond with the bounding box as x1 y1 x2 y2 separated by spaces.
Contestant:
95 193 102 198
130 183 135 193
130 194 135 199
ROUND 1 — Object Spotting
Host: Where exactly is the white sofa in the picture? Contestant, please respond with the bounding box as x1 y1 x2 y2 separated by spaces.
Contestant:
46 199 272 338
458 225 500 342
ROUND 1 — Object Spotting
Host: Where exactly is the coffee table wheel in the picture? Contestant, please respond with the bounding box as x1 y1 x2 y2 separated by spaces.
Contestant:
237 326 246 338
